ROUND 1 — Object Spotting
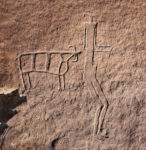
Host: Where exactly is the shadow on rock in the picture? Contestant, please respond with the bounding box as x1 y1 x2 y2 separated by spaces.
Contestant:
0 89 27 135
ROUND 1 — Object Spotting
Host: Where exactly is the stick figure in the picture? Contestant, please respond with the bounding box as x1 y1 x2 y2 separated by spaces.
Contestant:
84 15 112 135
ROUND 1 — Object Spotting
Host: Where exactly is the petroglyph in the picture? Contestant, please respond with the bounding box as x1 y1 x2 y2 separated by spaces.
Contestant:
17 16 112 136
83 15 112 137
17 46 81 93
17 16 113 146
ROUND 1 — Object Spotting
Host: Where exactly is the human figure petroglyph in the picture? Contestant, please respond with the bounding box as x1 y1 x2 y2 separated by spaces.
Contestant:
83 15 112 136
17 46 81 93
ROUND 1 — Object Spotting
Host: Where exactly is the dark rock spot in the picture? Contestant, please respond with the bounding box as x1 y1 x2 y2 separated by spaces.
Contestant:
0 89 27 135
51 137 59 149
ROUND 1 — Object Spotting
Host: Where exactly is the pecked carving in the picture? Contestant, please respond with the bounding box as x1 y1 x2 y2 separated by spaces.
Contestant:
17 47 81 93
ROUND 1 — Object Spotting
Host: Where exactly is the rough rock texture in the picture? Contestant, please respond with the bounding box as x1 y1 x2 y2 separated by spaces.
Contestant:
0 0 145 150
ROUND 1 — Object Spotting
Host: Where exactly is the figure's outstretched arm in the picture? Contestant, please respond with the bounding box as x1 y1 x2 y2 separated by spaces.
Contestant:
94 46 113 57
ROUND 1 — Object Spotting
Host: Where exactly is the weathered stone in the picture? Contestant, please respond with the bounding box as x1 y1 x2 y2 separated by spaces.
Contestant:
0 0 145 150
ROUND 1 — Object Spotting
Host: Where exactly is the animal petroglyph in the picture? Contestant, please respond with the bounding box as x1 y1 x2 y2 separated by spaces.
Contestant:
17 46 81 93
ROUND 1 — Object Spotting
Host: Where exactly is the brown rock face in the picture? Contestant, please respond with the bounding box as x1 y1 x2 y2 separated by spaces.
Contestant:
0 0 145 150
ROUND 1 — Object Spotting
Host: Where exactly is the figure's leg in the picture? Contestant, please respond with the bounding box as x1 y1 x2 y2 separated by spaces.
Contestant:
86 80 103 135
92 78 108 134
97 95 108 134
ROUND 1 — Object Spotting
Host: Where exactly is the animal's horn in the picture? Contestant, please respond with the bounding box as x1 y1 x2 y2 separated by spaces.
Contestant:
69 46 76 52
109 47 113 58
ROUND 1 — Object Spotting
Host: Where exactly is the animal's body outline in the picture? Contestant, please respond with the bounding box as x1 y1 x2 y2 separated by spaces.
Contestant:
18 47 81 93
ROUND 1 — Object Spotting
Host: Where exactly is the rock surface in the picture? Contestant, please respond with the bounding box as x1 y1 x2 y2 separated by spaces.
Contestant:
0 0 145 150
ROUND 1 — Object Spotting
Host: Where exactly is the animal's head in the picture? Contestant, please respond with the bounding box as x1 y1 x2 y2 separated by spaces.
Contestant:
69 46 81 62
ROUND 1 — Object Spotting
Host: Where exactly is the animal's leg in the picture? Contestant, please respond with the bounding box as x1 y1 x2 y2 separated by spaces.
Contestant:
20 72 31 94
86 80 103 136
21 72 26 93
26 72 31 91
58 75 65 90
19 56 26 94
62 75 65 90
92 78 108 134
58 75 62 91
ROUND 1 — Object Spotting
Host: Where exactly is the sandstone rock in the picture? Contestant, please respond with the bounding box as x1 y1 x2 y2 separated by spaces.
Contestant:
0 0 145 150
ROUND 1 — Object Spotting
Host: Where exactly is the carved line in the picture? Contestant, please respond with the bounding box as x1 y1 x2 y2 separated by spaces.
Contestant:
46 53 51 71
27 72 31 89
84 26 87 49
16 50 81 58
32 54 36 71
